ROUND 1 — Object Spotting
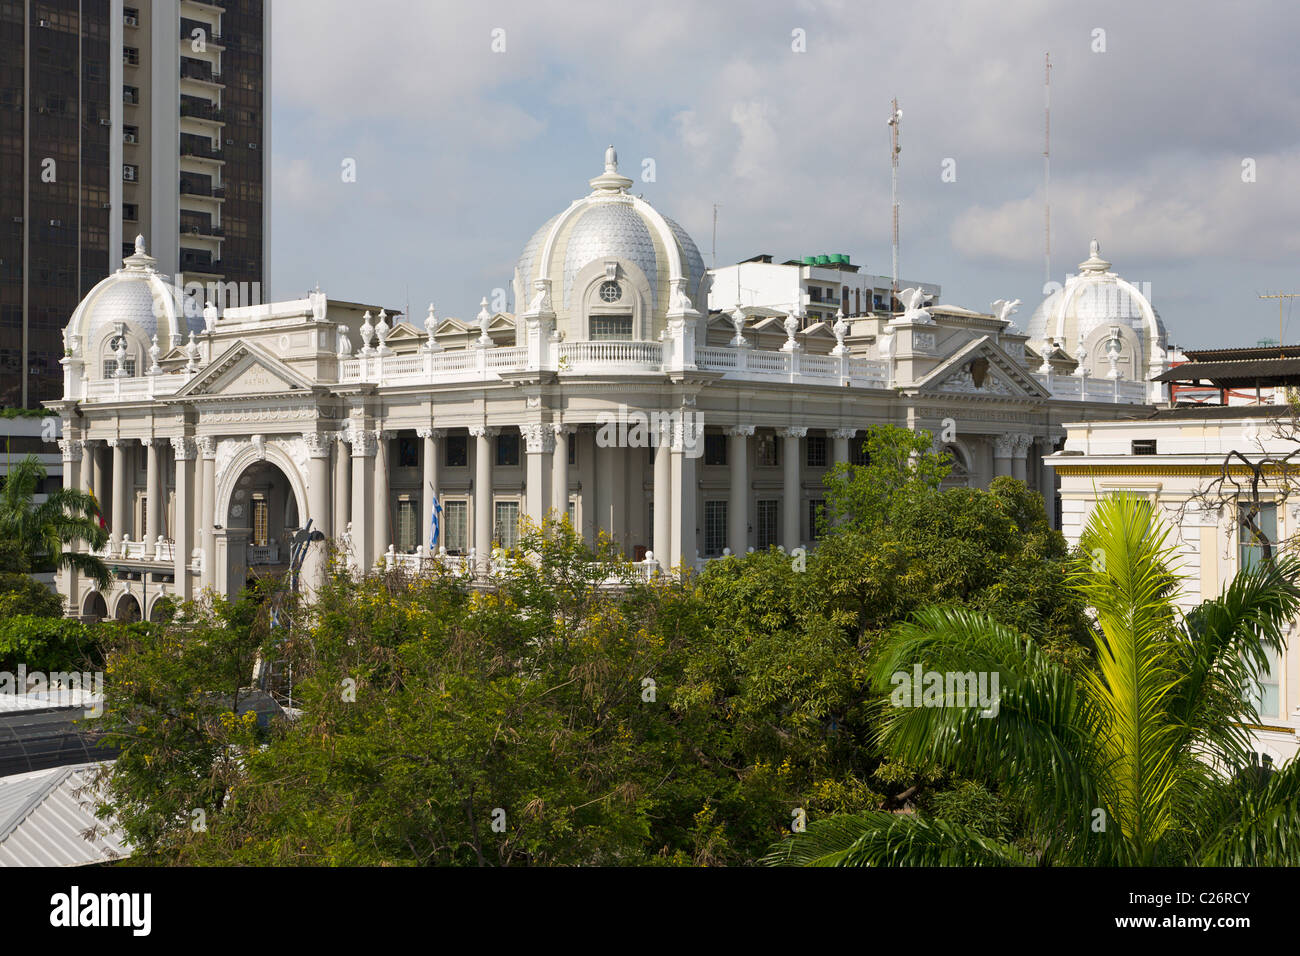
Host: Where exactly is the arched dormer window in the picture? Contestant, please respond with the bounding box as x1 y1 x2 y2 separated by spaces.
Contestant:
582 267 643 341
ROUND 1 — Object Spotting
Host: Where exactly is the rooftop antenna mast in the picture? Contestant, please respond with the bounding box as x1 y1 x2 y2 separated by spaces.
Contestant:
888 98 902 305
712 202 720 269
1044 52 1052 286
1259 292 1300 347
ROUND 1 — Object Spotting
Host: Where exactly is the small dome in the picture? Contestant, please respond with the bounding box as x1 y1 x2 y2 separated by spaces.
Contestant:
65 236 197 373
1026 239 1167 382
512 147 710 339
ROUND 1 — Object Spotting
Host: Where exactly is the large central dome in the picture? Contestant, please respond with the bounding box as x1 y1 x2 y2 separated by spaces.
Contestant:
512 147 708 342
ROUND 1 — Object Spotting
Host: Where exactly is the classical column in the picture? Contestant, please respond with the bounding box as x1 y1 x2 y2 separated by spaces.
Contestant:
551 425 571 521
108 438 127 552
197 436 217 590
418 428 442 551
523 423 554 530
372 428 391 562
333 434 351 546
470 426 496 571
777 427 807 551
304 432 331 591
832 427 857 465
595 434 616 546
350 424 376 571
1011 433 1032 483
79 439 93 496
577 427 595 544
653 427 671 569
171 437 195 601
59 438 83 611
726 425 754 556
142 437 161 554
993 434 1014 478
670 418 698 566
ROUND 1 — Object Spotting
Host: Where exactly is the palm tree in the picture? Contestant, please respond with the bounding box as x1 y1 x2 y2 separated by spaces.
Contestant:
0 454 110 590
766 493 1300 866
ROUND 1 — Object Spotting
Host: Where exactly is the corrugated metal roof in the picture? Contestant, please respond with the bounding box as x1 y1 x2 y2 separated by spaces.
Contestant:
1153 357 1300 384
0 762 129 867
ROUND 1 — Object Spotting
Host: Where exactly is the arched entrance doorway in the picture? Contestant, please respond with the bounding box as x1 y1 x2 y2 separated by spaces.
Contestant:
115 593 141 622
147 598 171 622
219 459 301 598
83 592 107 623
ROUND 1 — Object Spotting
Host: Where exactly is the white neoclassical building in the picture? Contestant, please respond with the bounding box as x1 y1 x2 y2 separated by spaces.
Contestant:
48 148 1165 622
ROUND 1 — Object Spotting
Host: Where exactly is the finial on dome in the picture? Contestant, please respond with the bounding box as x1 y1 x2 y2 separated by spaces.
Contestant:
589 143 634 195
134 234 145 255
1078 238 1111 274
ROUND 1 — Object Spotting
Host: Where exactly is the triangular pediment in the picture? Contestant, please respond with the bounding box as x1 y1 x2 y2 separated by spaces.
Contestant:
174 339 317 398
915 336 1050 399
385 323 422 342
435 317 469 335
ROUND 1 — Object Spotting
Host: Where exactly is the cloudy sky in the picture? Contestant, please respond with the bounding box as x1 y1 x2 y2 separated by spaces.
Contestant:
269 0 1300 348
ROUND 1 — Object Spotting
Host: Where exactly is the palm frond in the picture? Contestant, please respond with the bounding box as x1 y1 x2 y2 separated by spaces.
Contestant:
1200 756 1300 865
764 811 1035 867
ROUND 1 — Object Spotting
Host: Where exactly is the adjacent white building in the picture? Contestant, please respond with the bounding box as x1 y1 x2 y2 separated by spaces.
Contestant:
1049 352 1300 764
708 253 940 328
48 148 1166 623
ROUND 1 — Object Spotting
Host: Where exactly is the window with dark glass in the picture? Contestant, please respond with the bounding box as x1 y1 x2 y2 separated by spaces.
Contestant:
806 434 828 467
849 434 869 466
704 433 727 466
808 499 826 541
756 432 779 467
757 500 779 549
704 501 727 556
590 315 632 340
495 432 519 467
445 434 467 467
398 437 418 468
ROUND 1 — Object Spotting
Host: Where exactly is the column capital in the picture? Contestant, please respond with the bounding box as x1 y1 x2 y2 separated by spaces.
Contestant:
993 433 1018 457
831 427 858 440
302 432 332 459
552 423 575 437
1013 432 1034 456
140 436 158 448
58 438 83 462
171 436 196 461
416 427 446 440
521 422 556 454
195 435 218 460
776 426 808 439
349 425 377 456
725 424 756 438
468 425 500 439
106 437 124 449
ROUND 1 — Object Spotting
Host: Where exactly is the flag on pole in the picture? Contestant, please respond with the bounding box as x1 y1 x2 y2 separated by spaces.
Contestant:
87 487 107 529
430 497 442 550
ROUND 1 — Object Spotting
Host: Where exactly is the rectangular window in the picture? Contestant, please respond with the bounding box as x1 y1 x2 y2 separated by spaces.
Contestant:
123 203 138 222
1240 501 1281 716
849 433 869 466
806 434 828 467
590 315 633 340
444 500 468 555
123 124 139 144
704 500 727 556
704 433 727 466
495 432 520 467
445 434 467 468
123 85 138 105
102 358 136 377
252 495 268 547
494 500 520 550
757 500 779 549
756 432 779 467
808 499 826 542
568 436 577 466
123 46 139 66
397 437 419 468
1131 439 1157 455
397 498 418 553
566 500 576 528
